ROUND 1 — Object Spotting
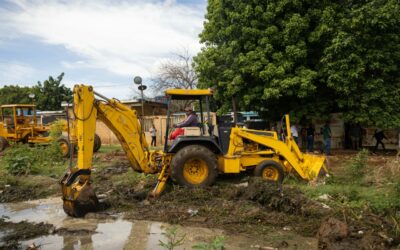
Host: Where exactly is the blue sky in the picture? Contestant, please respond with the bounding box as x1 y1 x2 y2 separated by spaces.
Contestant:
0 0 206 99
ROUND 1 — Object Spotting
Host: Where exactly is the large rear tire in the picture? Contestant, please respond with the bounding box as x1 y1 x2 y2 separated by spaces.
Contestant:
93 134 101 153
254 160 285 185
0 136 9 152
171 145 218 187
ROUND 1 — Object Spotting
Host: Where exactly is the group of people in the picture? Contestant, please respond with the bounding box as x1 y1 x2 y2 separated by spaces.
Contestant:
289 122 332 155
288 122 390 155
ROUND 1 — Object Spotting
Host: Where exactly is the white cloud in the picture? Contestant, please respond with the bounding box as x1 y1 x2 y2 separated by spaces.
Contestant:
0 62 35 84
0 0 205 77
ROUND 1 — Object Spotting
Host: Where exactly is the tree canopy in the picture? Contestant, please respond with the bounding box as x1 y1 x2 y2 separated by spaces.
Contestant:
0 85 32 105
0 73 72 111
194 0 400 128
33 73 72 111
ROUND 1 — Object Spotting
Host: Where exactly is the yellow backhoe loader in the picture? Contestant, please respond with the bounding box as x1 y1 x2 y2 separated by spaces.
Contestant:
60 85 327 217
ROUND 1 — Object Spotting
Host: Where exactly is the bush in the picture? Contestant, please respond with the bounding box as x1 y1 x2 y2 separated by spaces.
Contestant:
3 142 65 176
49 119 66 139
346 149 369 180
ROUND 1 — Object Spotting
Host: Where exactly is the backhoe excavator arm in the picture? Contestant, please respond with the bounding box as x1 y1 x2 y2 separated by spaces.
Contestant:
60 85 166 217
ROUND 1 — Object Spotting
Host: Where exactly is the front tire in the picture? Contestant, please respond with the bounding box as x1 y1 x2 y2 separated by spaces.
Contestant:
254 160 285 184
171 145 218 187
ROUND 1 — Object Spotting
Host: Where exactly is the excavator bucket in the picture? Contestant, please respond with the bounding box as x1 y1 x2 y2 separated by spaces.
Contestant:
60 170 99 217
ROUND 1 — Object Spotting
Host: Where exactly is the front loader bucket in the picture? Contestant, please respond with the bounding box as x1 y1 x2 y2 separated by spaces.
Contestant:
301 154 328 181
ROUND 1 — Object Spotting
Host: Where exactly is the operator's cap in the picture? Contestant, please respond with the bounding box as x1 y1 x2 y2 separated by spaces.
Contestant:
184 107 193 111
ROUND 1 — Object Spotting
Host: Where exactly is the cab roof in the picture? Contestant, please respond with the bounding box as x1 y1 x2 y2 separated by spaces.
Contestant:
1 104 36 108
164 89 213 100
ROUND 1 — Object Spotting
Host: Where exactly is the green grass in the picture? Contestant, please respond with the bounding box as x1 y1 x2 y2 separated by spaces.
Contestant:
97 144 123 153
285 150 400 214
293 183 398 212
110 170 155 188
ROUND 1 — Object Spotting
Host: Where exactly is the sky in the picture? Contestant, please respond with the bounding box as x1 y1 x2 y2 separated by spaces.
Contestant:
0 0 207 99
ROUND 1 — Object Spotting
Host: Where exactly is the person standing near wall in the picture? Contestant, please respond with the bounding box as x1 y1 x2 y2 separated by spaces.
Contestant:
150 124 157 147
321 121 332 155
349 124 362 150
300 125 307 150
306 123 315 152
373 129 387 153
290 124 299 144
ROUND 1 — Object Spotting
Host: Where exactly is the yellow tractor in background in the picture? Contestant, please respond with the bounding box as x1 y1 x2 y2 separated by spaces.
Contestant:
0 104 100 157
60 85 327 217
0 104 51 152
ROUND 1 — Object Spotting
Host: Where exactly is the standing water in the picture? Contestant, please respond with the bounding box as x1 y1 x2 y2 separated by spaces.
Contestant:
0 197 317 249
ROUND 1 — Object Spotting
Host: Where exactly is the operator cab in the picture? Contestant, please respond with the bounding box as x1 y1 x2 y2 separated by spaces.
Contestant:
0 104 37 133
164 89 222 154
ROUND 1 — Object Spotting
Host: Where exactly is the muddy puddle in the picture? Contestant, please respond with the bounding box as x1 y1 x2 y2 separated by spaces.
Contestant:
0 197 317 249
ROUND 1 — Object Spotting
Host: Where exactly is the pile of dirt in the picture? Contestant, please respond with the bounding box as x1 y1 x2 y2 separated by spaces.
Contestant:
0 187 37 203
0 176 59 203
117 178 327 238
317 217 397 250
234 178 330 217
0 218 54 249
94 161 130 180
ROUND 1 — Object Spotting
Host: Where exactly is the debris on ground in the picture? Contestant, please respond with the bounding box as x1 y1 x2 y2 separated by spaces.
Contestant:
2 148 400 249
0 218 54 249
0 176 59 203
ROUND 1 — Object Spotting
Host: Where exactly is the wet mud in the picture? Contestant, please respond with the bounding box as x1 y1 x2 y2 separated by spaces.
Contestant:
0 176 59 203
0 218 54 249
0 197 316 249
1 150 399 249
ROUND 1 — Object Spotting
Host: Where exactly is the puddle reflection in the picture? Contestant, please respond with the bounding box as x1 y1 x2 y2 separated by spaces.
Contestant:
1 197 317 250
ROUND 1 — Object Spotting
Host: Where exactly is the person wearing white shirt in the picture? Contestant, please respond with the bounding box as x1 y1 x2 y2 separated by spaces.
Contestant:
290 124 299 144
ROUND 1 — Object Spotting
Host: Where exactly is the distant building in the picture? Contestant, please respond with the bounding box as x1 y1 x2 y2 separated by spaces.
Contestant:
37 110 65 125
120 99 167 116
153 95 168 104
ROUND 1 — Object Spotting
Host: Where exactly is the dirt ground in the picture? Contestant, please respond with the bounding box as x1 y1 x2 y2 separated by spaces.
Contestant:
1 147 399 249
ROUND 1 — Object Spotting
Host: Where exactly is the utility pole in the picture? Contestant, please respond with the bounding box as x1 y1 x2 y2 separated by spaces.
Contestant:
133 76 147 117
134 76 147 145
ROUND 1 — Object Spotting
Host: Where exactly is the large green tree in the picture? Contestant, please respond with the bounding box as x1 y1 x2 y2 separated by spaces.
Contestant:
0 85 33 105
194 0 400 127
33 73 72 111
0 73 72 111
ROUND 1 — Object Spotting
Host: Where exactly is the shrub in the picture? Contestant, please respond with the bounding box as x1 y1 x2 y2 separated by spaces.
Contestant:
49 119 66 139
3 143 64 176
192 236 226 250
346 149 369 180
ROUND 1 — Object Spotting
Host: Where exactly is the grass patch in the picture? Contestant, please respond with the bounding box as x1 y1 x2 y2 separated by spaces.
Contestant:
295 183 398 212
288 150 400 215
110 170 155 188
98 144 123 154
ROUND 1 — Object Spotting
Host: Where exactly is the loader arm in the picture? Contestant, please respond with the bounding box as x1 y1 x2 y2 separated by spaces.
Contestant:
60 85 162 217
